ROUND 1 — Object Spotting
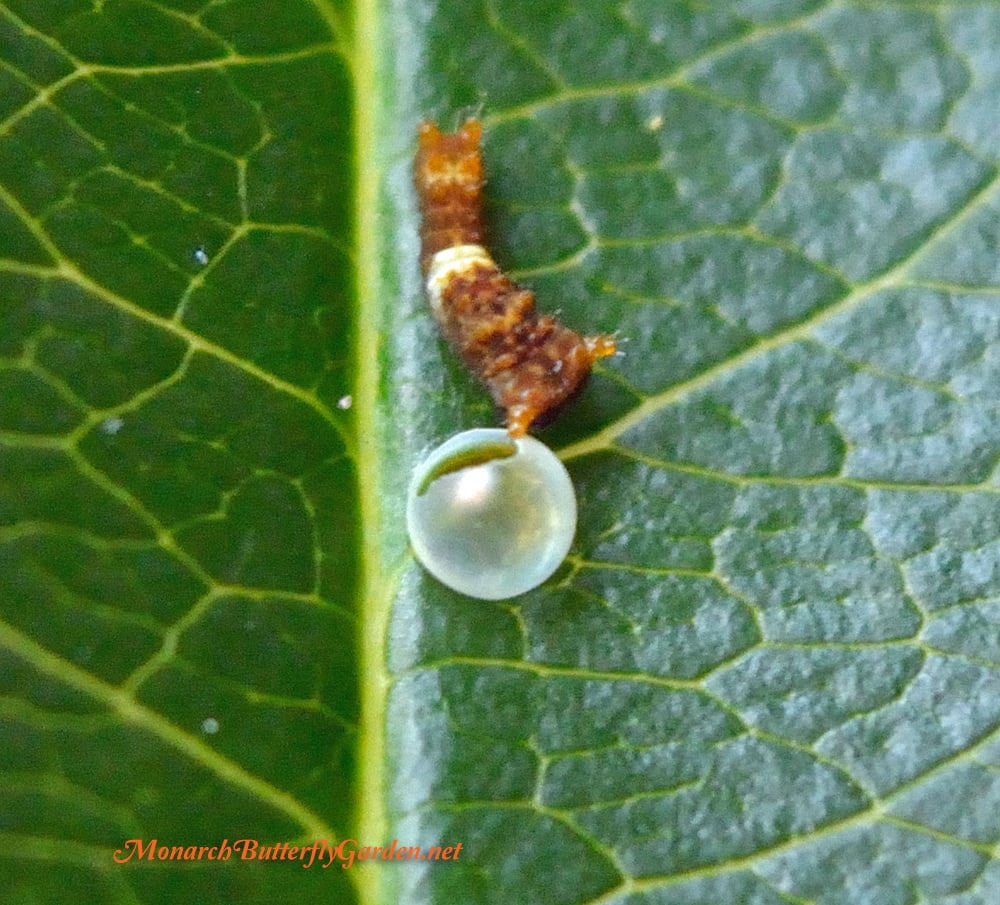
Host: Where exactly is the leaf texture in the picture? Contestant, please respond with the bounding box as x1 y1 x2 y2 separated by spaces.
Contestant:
1 2 1000 905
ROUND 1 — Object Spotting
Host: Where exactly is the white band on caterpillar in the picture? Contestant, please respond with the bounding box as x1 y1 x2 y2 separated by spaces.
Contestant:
425 244 495 317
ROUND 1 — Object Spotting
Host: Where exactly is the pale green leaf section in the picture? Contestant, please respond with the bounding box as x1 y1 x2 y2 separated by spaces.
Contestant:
381 2 1000 904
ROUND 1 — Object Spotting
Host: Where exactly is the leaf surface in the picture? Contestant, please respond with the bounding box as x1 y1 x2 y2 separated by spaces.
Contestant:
2 2 1000 905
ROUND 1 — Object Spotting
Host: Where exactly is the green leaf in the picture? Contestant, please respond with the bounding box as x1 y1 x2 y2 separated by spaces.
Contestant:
3 3 1000 905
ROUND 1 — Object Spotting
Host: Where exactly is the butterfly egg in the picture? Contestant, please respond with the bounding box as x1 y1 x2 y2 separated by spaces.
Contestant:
406 428 577 600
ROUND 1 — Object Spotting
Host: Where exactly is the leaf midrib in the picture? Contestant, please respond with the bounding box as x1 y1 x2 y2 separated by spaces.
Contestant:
345 0 391 900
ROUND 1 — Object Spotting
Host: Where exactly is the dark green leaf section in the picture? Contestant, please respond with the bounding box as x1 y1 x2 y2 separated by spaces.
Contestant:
385 1 1000 903
1 1 358 903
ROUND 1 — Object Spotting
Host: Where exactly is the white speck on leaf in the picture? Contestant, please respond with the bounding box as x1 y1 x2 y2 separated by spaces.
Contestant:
201 717 220 735
337 395 353 410
193 246 209 265
101 416 125 435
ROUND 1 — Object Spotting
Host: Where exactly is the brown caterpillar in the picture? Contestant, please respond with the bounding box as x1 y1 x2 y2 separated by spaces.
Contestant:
414 119 616 437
